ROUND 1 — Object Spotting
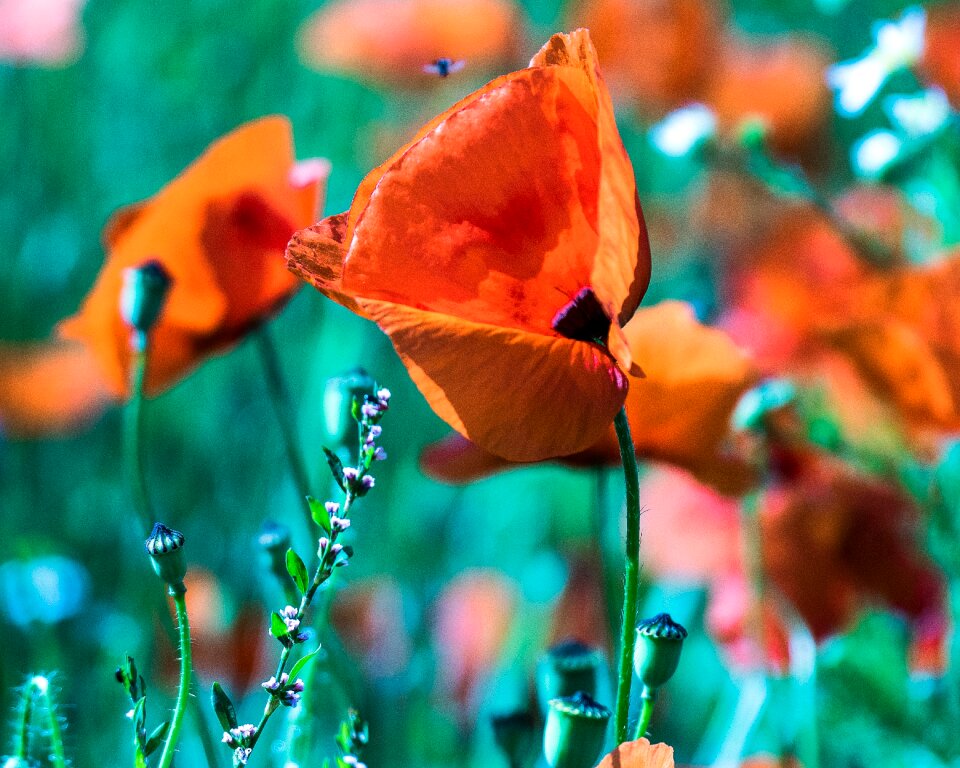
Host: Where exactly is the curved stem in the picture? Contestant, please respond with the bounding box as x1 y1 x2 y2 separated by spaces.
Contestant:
255 327 315 538
40 686 67 768
125 336 153 532
633 686 656 742
157 589 193 768
613 406 641 744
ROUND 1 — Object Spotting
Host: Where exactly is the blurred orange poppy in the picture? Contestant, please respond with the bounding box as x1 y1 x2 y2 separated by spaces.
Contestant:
420 301 758 494
571 0 724 116
920 3 960 107
0 117 327 436
705 35 832 161
297 0 524 87
288 30 651 462
596 737 675 768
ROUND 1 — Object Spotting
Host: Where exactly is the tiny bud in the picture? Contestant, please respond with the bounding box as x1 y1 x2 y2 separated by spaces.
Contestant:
323 369 377 452
361 475 375 490
633 613 687 689
376 388 391 404
537 640 604 714
543 692 611 768
145 522 187 592
373 446 387 462
360 402 379 419
325 501 340 515
120 260 172 334
343 467 359 482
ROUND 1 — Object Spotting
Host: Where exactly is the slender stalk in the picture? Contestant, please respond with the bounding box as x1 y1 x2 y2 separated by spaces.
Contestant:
157 589 193 768
613 406 641 744
633 686 656 742
39 684 67 768
741 490 768 667
125 335 153 532
12 681 36 760
255 327 315 537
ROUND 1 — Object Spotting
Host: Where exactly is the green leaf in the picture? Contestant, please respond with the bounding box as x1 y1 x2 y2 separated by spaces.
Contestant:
211 682 238 732
288 646 322 681
143 721 170 756
132 697 147 736
286 548 309 595
307 496 332 533
270 611 289 640
323 447 346 491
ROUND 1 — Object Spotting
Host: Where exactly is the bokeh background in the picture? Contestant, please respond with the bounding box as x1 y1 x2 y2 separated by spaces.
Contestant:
3 0 960 766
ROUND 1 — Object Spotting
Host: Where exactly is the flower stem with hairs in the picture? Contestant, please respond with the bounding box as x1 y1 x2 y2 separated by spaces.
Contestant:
12 676 67 768
613 406 641 744
157 589 193 768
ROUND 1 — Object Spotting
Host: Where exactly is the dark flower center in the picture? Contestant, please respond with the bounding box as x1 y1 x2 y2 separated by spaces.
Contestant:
551 287 610 342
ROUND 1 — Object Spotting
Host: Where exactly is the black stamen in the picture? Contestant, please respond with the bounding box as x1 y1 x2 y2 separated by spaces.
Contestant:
551 287 610 342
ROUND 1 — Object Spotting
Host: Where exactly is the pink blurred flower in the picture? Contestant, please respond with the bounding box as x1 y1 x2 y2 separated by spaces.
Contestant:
0 0 86 66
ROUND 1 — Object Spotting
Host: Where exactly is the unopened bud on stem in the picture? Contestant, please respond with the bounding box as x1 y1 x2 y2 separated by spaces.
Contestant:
145 522 187 593
543 692 611 768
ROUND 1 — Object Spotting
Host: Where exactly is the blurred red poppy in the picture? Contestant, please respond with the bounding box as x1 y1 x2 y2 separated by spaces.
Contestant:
638 448 944 657
0 117 327 436
297 0 524 87
596 737 675 768
288 30 651 462
420 301 758 494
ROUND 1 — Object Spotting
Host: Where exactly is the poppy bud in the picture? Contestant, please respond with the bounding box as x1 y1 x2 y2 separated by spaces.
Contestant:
323 368 377 454
120 261 172 337
543 692 611 768
145 522 187 593
633 613 687 689
536 640 604 714
490 711 536 767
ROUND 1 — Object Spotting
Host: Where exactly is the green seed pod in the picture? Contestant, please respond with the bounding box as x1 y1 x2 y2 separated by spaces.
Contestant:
633 613 687 689
543 692 611 768
490 711 536 767
120 261 172 335
537 640 604 714
145 522 187 593
322 368 377 453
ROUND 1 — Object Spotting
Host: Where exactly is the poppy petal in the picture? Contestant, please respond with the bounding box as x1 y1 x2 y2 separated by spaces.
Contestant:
360 298 629 461
0 339 114 437
596 738 675 768
286 213 365 316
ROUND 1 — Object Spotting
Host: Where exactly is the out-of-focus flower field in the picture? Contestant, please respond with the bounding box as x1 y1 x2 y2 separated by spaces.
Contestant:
4 0 960 766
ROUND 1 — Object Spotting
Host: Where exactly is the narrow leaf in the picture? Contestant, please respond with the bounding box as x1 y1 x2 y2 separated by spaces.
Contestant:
307 495 332 533
286 549 309 595
143 721 170 756
211 682 238 732
323 447 346 491
270 611 289 639
289 647 322 681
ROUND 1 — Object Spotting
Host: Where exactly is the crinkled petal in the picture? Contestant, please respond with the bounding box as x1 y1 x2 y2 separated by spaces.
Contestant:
360 298 628 461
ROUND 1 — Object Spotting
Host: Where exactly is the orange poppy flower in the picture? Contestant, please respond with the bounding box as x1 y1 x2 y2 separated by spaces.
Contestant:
288 30 651 462
297 0 524 87
920 2 960 107
823 249 960 430
596 737 675 768
0 117 327 437
570 0 724 117
420 301 758 494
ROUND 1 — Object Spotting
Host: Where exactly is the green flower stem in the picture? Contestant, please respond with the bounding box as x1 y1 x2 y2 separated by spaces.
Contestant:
633 686 656 742
255 327 315 540
157 588 193 768
613 406 641 744
13 681 36 762
125 335 153 533
249 490 357 753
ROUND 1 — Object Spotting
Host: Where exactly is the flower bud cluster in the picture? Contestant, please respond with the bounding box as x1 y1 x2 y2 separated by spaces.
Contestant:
261 672 305 708
221 723 257 766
